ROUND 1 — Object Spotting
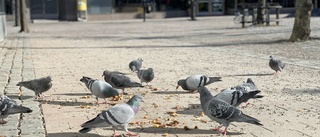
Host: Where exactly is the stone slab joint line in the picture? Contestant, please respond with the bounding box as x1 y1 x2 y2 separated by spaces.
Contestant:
20 33 47 136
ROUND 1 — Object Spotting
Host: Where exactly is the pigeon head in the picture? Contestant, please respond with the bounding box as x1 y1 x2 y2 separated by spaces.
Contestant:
269 55 273 59
176 80 187 90
131 94 144 103
102 70 110 77
127 94 144 113
146 68 154 74
137 58 143 62
80 76 92 83
109 88 121 97
45 76 52 81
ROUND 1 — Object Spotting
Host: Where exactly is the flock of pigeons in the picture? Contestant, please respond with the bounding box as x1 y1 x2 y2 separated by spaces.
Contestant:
0 55 286 136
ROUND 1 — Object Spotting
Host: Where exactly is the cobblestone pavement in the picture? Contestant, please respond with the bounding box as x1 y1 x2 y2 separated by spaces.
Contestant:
0 16 320 137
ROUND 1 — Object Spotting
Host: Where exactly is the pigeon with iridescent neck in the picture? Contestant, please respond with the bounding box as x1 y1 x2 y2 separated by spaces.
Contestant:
198 86 263 135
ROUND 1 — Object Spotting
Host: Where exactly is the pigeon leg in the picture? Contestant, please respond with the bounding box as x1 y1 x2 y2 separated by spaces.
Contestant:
220 127 227 136
41 93 51 97
126 131 138 136
188 90 197 93
211 125 223 131
97 99 110 105
112 129 121 137
124 125 138 136
122 89 128 95
95 97 100 105
0 118 7 124
241 102 251 109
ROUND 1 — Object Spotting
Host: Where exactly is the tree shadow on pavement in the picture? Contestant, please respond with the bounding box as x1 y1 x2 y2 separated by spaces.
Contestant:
131 127 244 136
47 132 100 137
225 73 274 77
286 88 320 95
53 93 92 96
152 91 192 94
37 100 94 106
175 103 202 115
7 95 34 100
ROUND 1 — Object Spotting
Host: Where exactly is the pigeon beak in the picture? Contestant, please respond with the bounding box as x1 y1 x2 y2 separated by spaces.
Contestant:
176 85 180 90
141 100 145 103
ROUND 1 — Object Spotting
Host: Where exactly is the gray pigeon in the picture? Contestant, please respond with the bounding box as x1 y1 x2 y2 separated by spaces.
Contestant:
232 78 257 92
16 76 52 99
79 94 144 136
137 68 154 86
129 58 143 72
215 88 263 108
269 55 286 75
176 75 222 92
0 95 32 124
102 70 144 94
198 86 262 135
80 76 120 104
226 78 263 107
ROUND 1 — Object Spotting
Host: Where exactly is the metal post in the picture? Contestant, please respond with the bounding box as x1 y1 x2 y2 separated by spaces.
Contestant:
242 9 245 28
266 7 270 26
276 8 279 25
143 0 146 22
190 0 196 21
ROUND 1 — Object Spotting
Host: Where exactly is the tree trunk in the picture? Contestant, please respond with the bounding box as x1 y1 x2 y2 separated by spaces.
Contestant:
289 0 313 42
257 0 265 24
14 0 20 26
19 0 29 33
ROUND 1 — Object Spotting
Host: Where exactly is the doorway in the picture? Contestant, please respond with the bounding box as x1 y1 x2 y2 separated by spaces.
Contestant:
30 0 59 19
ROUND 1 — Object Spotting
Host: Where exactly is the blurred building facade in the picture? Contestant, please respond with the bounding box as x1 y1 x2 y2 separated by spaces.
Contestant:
2 0 320 22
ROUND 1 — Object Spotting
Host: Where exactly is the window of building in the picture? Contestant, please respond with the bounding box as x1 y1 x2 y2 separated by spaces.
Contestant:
5 0 12 14
87 0 112 14
0 0 5 14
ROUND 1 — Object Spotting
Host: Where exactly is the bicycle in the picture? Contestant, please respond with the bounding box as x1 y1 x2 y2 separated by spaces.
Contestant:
233 11 242 24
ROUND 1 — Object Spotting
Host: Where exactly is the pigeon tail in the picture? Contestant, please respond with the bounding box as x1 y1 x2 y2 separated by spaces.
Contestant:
239 113 263 126
129 82 144 88
253 95 264 98
6 105 32 114
79 128 92 133
239 90 261 103
246 78 255 85
207 77 222 85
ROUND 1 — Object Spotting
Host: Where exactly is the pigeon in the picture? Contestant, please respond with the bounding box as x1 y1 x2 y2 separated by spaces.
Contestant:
198 86 263 135
176 75 222 92
129 58 143 72
79 94 144 136
80 76 120 104
0 95 32 124
16 76 52 99
232 78 257 92
137 68 154 86
102 70 144 94
227 78 263 107
214 88 263 108
269 55 286 75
